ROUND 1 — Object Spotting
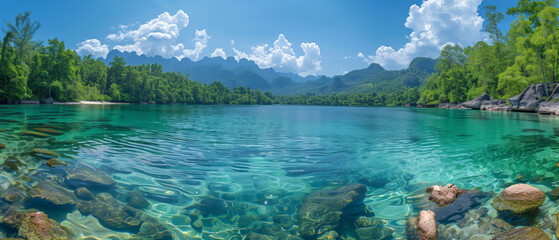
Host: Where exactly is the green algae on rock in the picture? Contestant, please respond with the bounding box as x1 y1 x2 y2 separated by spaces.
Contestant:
32 148 59 158
27 181 77 207
491 184 545 214
21 130 50 138
298 184 369 237
34 128 64 135
74 187 94 201
65 168 116 188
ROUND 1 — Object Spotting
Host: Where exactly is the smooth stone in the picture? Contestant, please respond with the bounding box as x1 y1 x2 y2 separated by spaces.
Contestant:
21 130 50 138
40 124 63 130
28 181 77 207
0 143 5 149
65 168 116 188
127 191 150 209
3 156 25 171
354 216 385 228
77 193 143 232
34 127 63 135
550 188 559 198
192 219 203 232
478 218 514 235
469 234 492 240
74 187 94 200
426 183 466 206
416 210 437 240
493 226 550 240
32 148 59 158
491 184 545 214
317 230 338 240
46 158 67 168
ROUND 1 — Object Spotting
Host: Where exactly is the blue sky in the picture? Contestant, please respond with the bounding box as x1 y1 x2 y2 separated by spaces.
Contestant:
1 0 516 76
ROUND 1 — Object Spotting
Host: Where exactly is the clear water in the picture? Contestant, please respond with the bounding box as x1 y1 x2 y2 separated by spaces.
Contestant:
1 105 559 239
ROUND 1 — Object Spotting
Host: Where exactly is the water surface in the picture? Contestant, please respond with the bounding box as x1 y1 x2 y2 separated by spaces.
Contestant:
1 105 559 239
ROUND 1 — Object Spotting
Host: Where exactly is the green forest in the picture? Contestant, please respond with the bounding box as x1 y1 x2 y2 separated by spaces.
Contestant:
1 0 558 106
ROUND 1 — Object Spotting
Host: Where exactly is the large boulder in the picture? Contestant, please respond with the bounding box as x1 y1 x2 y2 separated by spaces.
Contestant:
416 210 437 240
426 184 466 206
491 184 545 213
27 181 77 208
538 101 559 115
493 226 550 240
298 184 368 237
509 83 547 112
462 93 492 109
480 99 510 111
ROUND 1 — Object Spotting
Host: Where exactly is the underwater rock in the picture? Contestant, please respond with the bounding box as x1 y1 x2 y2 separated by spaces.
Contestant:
65 168 116 188
138 221 173 240
426 183 466 206
74 187 94 201
1 187 27 203
317 230 338 240
491 184 545 213
493 226 550 240
434 190 492 224
32 148 59 158
550 188 559 199
77 192 142 231
21 130 50 138
3 156 25 171
298 184 368 237
354 216 385 228
34 128 63 135
244 232 275 240
416 210 437 240
478 218 514 236
191 219 203 232
170 215 191 226
28 181 77 207
15 211 74 240
355 227 393 240
185 197 228 217
272 215 294 229
0 143 5 149
45 158 66 168
127 191 150 209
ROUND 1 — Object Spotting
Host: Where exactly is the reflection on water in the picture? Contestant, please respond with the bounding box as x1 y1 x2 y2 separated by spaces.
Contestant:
0 105 559 239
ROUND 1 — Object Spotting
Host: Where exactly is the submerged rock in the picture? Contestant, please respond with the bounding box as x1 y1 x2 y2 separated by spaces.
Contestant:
493 226 550 240
416 210 437 240
0 143 5 149
355 227 393 240
65 168 116 188
426 183 466 206
298 184 368 237
74 187 94 200
32 149 59 158
491 184 545 214
21 130 50 138
434 190 492 224
45 158 66 168
34 128 63 135
3 156 26 171
27 181 77 207
15 211 75 240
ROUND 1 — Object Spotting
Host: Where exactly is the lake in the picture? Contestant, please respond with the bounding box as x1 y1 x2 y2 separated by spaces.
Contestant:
0 105 558 239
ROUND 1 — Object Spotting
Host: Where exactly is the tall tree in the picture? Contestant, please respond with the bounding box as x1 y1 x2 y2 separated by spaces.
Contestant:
3 11 41 65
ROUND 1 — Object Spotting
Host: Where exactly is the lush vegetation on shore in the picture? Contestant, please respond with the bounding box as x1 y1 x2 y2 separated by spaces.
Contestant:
0 13 273 104
1 0 558 106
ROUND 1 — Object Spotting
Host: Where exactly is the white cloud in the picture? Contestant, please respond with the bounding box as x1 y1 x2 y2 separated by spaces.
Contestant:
76 39 109 59
358 0 484 70
233 34 322 76
106 10 211 60
211 48 227 59
231 40 235 45
178 29 211 60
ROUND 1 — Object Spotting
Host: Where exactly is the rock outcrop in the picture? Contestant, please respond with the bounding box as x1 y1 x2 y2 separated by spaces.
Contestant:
509 83 547 112
416 210 437 240
462 93 492 109
538 101 559 115
480 99 509 111
491 184 545 213
426 184 466 206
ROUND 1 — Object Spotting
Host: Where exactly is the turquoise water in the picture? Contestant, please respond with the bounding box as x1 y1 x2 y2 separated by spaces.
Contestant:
1 105 559 239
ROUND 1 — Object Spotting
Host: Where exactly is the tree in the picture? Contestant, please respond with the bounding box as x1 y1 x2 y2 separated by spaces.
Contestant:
3 11 41 65
484 5 505 43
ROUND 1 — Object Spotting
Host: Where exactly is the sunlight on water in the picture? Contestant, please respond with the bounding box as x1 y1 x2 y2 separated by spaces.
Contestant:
1 105 559 239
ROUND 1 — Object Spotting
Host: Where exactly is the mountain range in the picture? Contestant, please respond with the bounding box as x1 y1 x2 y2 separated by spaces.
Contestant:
101 50 437 96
